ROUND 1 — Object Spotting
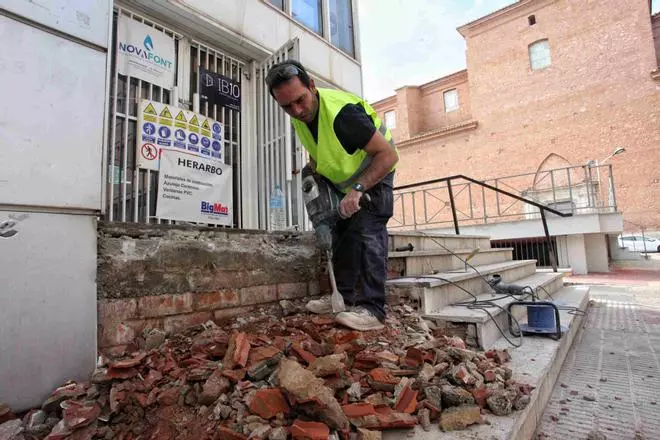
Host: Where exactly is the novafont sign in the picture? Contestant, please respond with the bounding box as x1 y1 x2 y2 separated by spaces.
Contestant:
118 35 173 70
117 16 175 89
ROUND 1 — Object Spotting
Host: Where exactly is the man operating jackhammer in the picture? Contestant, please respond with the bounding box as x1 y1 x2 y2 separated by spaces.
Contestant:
265 61 399 331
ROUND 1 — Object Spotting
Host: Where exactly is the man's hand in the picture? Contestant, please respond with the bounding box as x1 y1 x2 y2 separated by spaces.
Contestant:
339 189 363 218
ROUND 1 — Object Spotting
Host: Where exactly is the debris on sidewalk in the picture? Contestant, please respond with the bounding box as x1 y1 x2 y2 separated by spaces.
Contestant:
0 303 534 439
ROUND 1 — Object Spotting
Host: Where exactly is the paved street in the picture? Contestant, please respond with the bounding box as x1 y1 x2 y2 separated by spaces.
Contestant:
537 271 660 440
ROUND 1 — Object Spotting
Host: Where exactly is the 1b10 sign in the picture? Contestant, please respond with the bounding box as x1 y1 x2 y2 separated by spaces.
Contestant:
199 67 241 112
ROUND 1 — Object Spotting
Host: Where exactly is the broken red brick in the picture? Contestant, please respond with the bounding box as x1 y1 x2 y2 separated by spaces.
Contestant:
247 345 281 368
342 403 378 419
333 330 361 345
403 348 425 368
312 316 335 326
485 349 511 365
393 383 419 414
106 366 139 380
517 383 534 396
367 368 400 392
233 332 250 368
484 370 497 383
42 383 87 413
62 401 101 430
142 369 163 389
471 386 493 408
292 343 317 365
391 369 419 377
354 351 382 370
306 341 326 357
0 403 16 424
249 388 290 419
134 392 149 408
214 426 248 440
157 387 180 406
220 367 246 383
110 352 147 369
291 420 330 440
375 351 400 364
351 408 418 430
446 336 466 349
44 420 72 440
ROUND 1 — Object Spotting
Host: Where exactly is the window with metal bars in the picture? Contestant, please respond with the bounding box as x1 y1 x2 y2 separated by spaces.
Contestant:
491 237 558 268
106 8 246 228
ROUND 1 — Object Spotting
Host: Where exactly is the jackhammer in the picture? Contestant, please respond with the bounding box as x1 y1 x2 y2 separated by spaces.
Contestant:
301 164 371 313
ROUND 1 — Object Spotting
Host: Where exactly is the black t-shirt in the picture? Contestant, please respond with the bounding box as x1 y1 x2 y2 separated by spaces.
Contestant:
306 103 377 154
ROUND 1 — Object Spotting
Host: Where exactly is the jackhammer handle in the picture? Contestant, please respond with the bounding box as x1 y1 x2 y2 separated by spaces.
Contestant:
359 192 372 208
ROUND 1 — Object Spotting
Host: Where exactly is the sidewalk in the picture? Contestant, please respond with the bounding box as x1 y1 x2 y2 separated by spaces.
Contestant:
536 283 660 439
565 269 660 286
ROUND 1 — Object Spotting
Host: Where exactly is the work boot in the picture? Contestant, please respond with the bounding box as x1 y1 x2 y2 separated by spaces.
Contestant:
305 296 333 314
335 307 384 331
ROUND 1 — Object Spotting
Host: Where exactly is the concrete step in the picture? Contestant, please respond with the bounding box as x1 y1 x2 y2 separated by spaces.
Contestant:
386 260 538 314
423 271 565 349
383 285 591 440
388 230 491 252
388 247 514 276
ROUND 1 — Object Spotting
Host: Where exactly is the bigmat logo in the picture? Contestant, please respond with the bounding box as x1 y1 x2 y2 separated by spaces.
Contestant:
201 202 229 216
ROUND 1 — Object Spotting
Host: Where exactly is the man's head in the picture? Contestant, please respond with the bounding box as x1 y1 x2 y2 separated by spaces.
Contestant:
266 61 319 124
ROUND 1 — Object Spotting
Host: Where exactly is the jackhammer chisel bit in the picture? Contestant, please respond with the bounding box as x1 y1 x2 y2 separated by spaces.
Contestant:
301 164 372 313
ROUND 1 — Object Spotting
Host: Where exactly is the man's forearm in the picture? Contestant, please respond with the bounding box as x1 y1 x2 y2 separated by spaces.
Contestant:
357 148 398 191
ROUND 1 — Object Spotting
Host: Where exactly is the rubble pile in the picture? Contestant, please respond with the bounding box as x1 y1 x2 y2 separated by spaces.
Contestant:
0 303 533 440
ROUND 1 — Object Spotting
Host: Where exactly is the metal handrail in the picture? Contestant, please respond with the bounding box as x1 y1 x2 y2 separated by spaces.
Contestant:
394 174 573 272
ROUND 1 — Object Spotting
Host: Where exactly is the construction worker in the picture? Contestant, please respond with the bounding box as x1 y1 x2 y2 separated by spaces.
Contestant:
265 61 399 331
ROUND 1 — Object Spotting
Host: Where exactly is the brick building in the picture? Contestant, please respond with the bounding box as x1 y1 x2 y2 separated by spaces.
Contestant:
373 0 660 229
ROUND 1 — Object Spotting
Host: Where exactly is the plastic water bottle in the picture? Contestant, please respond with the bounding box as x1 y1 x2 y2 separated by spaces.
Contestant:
269 184 286 230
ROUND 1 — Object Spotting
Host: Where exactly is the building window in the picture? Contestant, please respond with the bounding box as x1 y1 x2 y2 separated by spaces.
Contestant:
443 89 459 112
384 110 396 129
292 0 323 35
528 15 536 26
268 0 284 10
529 39 551 70
330 0 354 56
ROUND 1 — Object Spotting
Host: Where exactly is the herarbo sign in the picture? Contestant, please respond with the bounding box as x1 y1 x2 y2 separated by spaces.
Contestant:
199 67 241 112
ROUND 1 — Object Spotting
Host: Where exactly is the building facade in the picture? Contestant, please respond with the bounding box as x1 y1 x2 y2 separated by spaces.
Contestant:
0 0 362 411
373 0 660 230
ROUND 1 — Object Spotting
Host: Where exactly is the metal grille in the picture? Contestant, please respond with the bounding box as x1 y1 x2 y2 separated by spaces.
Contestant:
190 41 245 227
105 8 245 227
106 8 180 223
491 236 559 268
256 40 305 230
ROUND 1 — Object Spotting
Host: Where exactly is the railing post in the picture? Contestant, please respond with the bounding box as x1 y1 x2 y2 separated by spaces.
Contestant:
412 191 417 230
550 170 557 205
495 179 501 216
468 183 474 219
566 167 574 213
540 209 558 272
447 180 460 235
608 164 617 212
584 166 593 209
481 185 488 224
423 189 428 224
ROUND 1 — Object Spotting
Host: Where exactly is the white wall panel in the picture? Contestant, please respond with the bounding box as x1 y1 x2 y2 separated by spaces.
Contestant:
0 15 106 209
0 0 110 47
0 211 97 411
